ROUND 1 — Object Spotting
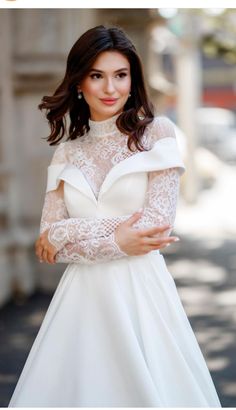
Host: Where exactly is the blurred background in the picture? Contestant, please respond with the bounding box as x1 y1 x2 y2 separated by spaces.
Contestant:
0 8 236 406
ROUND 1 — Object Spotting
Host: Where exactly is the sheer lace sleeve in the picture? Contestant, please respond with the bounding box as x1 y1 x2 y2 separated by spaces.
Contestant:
54 167 180 264
47 168 179 253
40 116 182 265
40 143 128 264
40 182 69 234
40 163 180 265
47 116 181 252
40 184 127 265
133 167 179 230
40 143 69 234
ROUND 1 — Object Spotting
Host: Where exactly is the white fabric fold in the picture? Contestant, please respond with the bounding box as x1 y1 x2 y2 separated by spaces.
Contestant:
46 137 185 203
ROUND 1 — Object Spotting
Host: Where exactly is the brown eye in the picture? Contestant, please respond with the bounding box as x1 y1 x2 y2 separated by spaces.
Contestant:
90 73 102 79
117 72 127 78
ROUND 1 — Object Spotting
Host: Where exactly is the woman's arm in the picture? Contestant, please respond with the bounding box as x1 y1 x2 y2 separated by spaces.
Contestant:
56 169 179 262
46 168 179 252
36 167 180 265
38 179 128 264
36 116 182 264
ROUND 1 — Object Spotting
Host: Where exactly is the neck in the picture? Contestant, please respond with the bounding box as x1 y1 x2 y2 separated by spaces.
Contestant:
88 113 120 137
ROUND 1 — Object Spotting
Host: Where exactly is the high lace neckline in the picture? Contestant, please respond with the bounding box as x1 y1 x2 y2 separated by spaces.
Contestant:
88 113 120 137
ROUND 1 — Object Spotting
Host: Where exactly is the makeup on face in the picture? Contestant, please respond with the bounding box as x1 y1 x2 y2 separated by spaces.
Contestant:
79 51 131 121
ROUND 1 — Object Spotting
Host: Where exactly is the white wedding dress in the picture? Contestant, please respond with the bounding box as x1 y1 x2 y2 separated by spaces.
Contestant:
9 115 221 407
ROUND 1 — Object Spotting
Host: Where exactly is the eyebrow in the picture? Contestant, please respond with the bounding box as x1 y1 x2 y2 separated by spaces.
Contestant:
89 67 129 73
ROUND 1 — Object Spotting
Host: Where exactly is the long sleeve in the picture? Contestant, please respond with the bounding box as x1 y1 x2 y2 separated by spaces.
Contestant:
40 167 180 265
39 115 184 265
55 167 179 264
40 184 127 265
40 144 127 264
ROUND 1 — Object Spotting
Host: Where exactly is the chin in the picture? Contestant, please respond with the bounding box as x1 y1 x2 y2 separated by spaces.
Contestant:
92 103 124 121
110 108 121 114
101 107 122 117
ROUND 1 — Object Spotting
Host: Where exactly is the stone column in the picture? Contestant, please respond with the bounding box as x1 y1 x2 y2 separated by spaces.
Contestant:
175 15 201 203
0 11 14 305
0 10 19 227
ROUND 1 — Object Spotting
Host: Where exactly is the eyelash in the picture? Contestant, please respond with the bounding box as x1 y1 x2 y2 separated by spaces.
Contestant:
90 72 127 79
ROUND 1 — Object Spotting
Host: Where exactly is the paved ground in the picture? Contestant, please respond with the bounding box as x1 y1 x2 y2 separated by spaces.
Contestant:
167 236 236 407
1 163 235 407
0 292 51 407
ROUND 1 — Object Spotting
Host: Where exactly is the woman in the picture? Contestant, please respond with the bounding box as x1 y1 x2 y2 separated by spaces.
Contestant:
9 25 221 407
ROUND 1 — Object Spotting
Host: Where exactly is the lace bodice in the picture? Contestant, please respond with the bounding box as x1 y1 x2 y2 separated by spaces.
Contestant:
47 114 176 199
39 115 184 264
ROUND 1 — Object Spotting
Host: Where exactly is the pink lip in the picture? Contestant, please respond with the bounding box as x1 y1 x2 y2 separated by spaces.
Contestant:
100 98 118 105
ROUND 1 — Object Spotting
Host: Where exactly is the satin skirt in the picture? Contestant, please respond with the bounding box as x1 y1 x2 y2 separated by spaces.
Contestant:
9 252 221 407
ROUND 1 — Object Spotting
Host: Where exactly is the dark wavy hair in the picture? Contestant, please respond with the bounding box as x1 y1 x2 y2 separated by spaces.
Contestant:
39 25 155 151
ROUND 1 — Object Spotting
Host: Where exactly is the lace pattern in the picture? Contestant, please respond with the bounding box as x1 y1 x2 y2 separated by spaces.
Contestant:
39 115 181 264
55 233 127 265
133 168 179 230
66 135 135 198
40 184 69 234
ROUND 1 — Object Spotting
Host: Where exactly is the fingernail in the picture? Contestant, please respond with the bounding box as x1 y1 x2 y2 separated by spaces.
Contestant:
174 237 180 242
137 208 143 213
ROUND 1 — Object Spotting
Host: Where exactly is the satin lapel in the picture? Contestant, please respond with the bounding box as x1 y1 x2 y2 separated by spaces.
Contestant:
52 137 184 205
58 163 98 205
46 164 67 193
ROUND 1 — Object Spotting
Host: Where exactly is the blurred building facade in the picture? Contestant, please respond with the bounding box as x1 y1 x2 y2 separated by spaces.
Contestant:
1 8 235 306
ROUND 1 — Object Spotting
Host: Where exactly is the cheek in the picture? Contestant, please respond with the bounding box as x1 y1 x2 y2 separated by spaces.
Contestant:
119 78 131 95
82 80 100 97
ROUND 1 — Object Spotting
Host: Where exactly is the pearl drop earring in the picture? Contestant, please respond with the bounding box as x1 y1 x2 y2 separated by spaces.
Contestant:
128 92 131 98
78 92 83 100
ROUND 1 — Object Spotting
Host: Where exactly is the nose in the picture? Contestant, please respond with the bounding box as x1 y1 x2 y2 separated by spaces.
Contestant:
104 78 116 95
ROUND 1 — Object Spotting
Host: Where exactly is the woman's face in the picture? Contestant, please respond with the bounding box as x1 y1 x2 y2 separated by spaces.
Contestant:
78 51 131 121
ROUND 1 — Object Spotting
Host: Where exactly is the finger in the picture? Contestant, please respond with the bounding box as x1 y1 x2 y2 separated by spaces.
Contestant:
35 244 44 261
145 236 179 245
43 249 54 264
47 252 55 264
34 241 39 257
43 244 56 264
149 242 171 250
140 239 179 252
35 237 45 262
125 211 143 227
42 249 49 263
140 243 170 253
35 239 41 254
139 224 171 237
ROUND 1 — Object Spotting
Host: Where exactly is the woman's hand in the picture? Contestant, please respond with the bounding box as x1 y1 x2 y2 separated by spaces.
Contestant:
114 211 179 256
35 229 58 264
